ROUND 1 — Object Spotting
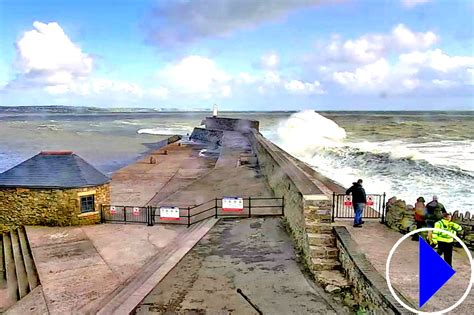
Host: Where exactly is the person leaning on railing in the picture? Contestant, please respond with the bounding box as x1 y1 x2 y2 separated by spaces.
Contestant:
431 212 462 267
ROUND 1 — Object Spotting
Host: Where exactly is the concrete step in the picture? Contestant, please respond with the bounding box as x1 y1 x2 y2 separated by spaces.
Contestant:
305 221 333 234
92 218 219 314
311 258 342 271
307 233 336 246
10 230 29 299
3 233 18 302
309 245 338 259
18 227 39 291
0 235 6 289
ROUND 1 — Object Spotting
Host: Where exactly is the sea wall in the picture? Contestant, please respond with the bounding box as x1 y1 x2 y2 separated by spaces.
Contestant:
190 127 223 144
334 226 415 314
247 129 340 272
205 116 259 132
385 197 474 249
0 184 110 232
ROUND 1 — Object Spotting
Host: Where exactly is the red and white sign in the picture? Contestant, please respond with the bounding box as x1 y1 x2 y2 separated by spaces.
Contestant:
132 207 140 216
160 206 180 220
222 197 244 212
344 195 352 207
367 195 374 206
110 206 117 215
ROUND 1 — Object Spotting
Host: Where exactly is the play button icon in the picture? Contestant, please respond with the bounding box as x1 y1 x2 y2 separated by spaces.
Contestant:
419 236 456 308
386 227 473 314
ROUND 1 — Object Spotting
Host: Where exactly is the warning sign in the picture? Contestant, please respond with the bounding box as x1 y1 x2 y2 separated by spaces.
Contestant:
344 195 352 207
367 195 374 206
132 207 140 216
110 206 116 215
160 206 180 220
222 197 244 212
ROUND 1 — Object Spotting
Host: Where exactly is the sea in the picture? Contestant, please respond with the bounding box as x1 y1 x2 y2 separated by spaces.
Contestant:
0 107 472 213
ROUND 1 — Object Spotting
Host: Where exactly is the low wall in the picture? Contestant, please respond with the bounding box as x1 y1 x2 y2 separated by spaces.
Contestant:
205 116 259 132
334 226 415 314
0 184 110 232
190 127 223 144
385 197 473 249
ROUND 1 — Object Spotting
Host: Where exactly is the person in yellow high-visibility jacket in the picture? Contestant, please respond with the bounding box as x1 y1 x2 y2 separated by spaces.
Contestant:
432 212 462 267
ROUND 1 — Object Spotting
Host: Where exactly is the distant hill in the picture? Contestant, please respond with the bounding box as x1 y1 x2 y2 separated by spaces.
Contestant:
0 106 211 114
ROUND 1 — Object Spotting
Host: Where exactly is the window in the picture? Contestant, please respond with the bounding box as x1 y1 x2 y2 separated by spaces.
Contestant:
80 195 95 213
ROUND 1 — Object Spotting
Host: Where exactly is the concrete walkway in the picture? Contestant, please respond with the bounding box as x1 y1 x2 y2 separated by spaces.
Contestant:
336 220 473 314
25 224 186 314
136 218 350 314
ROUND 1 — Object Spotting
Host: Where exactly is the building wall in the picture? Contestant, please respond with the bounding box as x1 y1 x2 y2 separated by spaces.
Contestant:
0 184 110 232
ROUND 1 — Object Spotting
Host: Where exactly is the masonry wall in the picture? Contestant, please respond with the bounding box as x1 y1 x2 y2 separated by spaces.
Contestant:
205 117 259 132
334 226 415 314
190 127 223 144
247 129 338 271
0 184 110 232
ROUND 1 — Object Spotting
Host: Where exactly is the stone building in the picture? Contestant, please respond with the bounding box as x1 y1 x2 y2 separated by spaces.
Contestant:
0 151 110 232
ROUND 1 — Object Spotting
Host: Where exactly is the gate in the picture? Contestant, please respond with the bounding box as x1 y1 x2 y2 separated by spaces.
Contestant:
332 193 386 223
101 196 284 227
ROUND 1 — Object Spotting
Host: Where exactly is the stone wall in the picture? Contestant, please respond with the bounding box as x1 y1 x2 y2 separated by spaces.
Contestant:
247 129 340 271
205 116 259 132
190 127 223 144
385 197 473 249
334 226 415 314
0 184 110 232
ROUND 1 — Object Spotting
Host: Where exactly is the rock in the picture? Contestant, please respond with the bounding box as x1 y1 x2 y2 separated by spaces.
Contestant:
325 284 341 294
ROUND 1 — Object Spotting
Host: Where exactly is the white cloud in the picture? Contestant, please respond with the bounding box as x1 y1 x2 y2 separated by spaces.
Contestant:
284 79 325 94
157 55 231 97
401 0 431 9
261 53 279 69
391 24 437 50
17 21 92 77
332 58 391 90
324 24 437 64
45 79 145 97
399 49 474 73
149 87 169 99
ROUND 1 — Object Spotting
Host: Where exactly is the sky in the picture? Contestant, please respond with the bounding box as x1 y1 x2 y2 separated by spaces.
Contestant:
0 0 473 110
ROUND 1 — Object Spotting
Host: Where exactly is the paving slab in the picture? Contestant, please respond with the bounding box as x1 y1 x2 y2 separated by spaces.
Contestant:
136 218 350 314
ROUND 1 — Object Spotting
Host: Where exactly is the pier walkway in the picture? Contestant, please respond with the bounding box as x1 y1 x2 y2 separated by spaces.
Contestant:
336 220 473 314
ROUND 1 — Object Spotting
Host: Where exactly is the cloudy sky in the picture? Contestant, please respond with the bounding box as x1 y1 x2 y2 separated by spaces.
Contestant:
0 0 473 110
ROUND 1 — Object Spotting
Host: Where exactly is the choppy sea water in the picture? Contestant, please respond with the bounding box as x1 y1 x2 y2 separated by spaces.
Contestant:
0 110 472 213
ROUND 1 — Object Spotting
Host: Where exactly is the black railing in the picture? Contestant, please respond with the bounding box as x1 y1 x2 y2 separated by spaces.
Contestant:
101 196 284 227
332 193 386 223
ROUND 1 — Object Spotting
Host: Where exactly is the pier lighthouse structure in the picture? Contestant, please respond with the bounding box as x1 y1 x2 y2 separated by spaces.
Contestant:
213 104 218 117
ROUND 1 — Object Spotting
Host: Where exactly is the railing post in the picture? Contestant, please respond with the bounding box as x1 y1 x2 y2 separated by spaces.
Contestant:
381 192 386 224
187 207 191 228
281 196 285 216
248 197 252 218
215 198 218 218
124 207 127 223
332 192 336 222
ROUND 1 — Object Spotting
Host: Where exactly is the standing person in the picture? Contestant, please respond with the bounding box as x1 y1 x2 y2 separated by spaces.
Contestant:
346 179 367 228
412 196 426 241
426 195 447 242
432 213 462 267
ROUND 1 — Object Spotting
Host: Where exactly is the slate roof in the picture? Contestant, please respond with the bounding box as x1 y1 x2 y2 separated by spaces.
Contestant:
0 151 110 188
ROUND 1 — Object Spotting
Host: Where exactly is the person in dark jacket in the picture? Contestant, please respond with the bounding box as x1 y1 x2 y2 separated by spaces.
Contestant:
346 179 367 227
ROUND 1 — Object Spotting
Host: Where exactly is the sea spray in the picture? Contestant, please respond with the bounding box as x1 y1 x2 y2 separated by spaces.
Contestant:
276 110 346 157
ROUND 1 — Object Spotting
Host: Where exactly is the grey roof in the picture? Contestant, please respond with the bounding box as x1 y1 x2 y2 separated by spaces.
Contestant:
0 152 110 188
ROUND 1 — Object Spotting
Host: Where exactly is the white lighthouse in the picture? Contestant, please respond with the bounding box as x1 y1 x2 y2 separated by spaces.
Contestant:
212 104 218 117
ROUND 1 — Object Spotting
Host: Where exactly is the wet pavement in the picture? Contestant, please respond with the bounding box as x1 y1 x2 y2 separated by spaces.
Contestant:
135 217 349 314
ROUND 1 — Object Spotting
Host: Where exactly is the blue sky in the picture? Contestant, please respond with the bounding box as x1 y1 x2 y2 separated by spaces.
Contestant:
0 0 473 110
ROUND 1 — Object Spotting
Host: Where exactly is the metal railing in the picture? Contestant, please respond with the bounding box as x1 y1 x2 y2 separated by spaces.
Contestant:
101 196 284 227
332 193 386 223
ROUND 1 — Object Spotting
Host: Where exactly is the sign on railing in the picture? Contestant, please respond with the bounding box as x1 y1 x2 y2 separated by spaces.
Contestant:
332 193 386 223
222 197 244 212
160 206 180 220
